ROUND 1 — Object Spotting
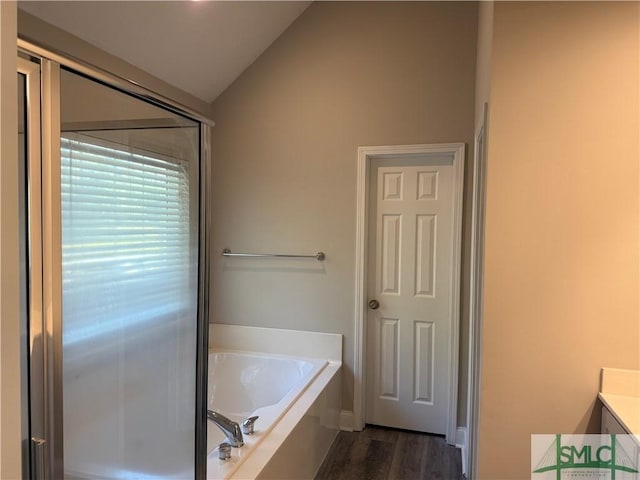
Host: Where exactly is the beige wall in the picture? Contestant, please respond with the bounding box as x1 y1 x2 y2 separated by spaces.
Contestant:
209 1 478 419
60 69 172 125
1 1 23 478
474 1 493 131
479 2 640 478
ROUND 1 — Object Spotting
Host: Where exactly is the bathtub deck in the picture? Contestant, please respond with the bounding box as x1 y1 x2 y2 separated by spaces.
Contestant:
314 425 463 480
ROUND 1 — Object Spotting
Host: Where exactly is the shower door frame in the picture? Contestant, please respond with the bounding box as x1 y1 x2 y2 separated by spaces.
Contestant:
18 40 213 480
18 54 43 480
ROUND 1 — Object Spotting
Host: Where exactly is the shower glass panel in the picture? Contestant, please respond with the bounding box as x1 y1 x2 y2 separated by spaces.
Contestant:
59 69 200 479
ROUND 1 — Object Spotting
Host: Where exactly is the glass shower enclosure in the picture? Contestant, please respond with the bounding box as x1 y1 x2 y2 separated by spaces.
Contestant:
19 46 210 480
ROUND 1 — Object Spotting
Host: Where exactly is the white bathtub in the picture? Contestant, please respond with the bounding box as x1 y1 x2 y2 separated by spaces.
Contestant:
207 325 342 480
206 351 326 475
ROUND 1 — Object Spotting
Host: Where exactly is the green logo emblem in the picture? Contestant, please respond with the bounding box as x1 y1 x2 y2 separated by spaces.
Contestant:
532 434 639 480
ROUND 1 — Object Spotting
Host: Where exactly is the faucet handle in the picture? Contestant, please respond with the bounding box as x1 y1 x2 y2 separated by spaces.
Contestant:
218 442 231 461
241 416 259 435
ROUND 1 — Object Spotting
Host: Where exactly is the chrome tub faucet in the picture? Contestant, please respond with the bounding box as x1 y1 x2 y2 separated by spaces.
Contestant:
207 410 259 449
207 410 244 447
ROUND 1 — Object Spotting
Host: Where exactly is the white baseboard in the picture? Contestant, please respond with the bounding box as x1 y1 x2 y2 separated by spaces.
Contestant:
339 410 354 431
456 426 468 478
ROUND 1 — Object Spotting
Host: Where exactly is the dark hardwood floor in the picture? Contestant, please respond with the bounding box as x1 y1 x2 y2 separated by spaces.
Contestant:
315 425 463 480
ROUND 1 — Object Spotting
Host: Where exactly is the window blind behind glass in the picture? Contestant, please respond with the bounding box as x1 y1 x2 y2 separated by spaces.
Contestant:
61 133 192 347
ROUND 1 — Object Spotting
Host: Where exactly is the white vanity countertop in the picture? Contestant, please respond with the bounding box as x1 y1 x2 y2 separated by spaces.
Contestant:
599 392 640 434
599 368 640 434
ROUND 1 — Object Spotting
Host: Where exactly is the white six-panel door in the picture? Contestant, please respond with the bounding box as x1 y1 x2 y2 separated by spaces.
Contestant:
365 154 456 434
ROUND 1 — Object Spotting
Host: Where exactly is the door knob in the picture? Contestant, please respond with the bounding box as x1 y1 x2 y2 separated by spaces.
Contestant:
368 299 380 310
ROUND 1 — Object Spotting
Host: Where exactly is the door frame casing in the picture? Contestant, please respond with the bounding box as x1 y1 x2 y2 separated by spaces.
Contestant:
466 103 489 479
353 143 465 444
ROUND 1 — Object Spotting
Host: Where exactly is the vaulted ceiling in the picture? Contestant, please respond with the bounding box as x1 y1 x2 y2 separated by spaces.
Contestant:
19 1 311 103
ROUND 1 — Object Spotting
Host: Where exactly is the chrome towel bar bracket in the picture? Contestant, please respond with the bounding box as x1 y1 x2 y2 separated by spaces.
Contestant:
222 248 325 261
